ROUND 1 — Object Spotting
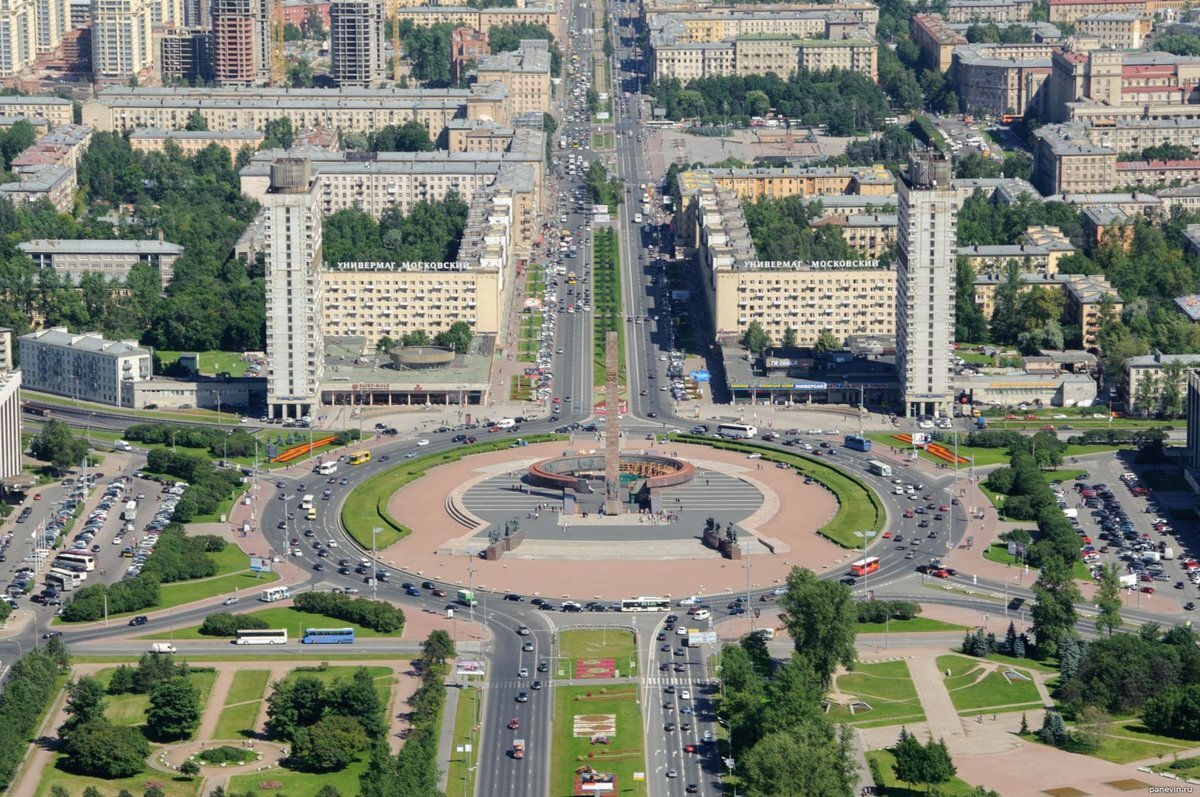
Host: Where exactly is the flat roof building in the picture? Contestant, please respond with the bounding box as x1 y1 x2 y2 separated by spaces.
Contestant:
19 326 152 406
18 238 184 286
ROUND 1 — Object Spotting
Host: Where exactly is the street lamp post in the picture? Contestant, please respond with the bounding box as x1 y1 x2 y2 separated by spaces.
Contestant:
371 526 380 600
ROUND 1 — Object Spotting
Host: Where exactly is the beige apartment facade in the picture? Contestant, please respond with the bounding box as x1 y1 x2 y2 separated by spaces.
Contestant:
391 5 560 40
475 41 551 117
1076 12 1149 49
945 0 1034 22
129 127 264 156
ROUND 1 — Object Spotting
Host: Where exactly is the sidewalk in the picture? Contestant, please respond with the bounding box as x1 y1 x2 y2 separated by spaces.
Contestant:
906 657 964 740
436 681 462 793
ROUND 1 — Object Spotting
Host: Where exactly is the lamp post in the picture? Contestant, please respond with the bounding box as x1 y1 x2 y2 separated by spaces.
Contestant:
465 548 476 627
371 526 380 600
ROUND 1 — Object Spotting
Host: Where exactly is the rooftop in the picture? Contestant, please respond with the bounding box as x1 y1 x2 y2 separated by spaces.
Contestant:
1176 293 1200 322
18 238 185 256
20 327 150 358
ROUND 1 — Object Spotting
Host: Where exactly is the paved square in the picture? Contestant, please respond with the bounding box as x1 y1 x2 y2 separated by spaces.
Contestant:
575 658 616 679
573 714 616 737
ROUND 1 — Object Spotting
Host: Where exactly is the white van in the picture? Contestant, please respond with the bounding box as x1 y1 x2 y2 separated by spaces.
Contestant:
149 642 176 654
496 418 516 429
691 609 711 621
114 440 132 452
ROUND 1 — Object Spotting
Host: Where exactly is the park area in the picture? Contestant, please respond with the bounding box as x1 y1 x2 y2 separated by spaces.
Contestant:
552 686 647 797
28 658 406 797
937 655 1043 716
827 661 926 729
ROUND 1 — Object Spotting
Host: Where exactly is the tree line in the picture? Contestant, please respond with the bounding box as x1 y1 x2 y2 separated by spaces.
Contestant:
322 193 469 267
648 69 893 135
378 321 474 356
144 447 244 523
60 574 161 622
140 526 226 584
0 641 70 790
292 591 407 633
359 630 455 796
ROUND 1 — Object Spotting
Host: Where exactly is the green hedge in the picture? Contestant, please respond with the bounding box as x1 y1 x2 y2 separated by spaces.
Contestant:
293 592 406 633
340 434 565 550
669 434 885 548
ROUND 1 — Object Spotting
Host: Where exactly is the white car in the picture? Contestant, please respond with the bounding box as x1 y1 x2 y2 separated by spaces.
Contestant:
680 689 691 700
327 539 338 548
416 439 430 446
223 596 239 605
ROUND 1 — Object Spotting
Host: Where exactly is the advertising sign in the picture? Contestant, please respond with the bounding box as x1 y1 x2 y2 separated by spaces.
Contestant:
456 659 486 676
250 556 272 573
690 370 711 382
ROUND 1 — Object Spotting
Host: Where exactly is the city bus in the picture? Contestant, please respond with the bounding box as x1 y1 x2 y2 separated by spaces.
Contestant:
316 462 337 475
717 423 758 439
259 586 290 603
300 494 315 511
55 552 96 572
349 451 371 465
844 434 872 452
867 460 892 477
849 557 880 577
235 628 288 645
620 596 672 612
302 628 356 644
46 569 82 590
122 500 138 521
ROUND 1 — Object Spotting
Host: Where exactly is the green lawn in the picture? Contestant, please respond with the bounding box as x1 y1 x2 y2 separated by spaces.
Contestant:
155 350 253 378
828 661 926 728
864 433 1013 467
1035 718 1197 764
340 434 564 550
866 749 989 797
557 629 636 677
855 617 967 634
944 667 1041 712
1152 754 1200 778
551 686 646 797
670 435 884 548
35 754 202 797
445 685 482 797
94 667 219 738
142 606 402 640
225 669 271 706
213 698 262 740
227 752 370 797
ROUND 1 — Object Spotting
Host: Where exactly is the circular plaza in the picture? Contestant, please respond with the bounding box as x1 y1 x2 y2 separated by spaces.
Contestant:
374 439 854 599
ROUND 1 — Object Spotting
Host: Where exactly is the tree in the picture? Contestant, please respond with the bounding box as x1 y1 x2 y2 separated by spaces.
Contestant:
741 321 770 354
814 330 841 353
143 785 165 797
891 727 924 789
327 668 386 740
50 787 70 797
738 723 858 796
262 117 294 149
1096 563 1123 636
145 677 200 741
1037 709 1069 747
62 720 149 778
421 629 455 665
315 787 342 797
60 676 107 738
184 110 208 131
28 420 89 473
777 567 857 686
922 737 957 788
1030 555 1081 656
433 321 473 354
291 715 368 772
367 120 434 153
179 759 200 778
744 89 770 117
376 335 396 354
781 326 798 349
265 676 327 741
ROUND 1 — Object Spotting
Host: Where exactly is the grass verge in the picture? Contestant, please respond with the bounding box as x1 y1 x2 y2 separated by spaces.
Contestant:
35 756 202 797
558 629 636 678
982 542 1091 581
855 617 967 634
213 699 263 740
827 660 926 728
142 606 403 640
551 685 647 797
669 435 884 548
865 749 987 796
227 752 369 797
340 434 565 551
445 685 481 797
592 228 625 389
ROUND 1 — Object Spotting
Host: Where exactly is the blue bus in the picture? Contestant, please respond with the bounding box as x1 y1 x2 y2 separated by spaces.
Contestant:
301 627 356 644
844 434 871 452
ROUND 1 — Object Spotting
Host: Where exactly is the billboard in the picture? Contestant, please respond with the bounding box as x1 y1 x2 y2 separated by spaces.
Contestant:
456 659 486 676
249 556 272 573
690 370 711 382
911 432 932 445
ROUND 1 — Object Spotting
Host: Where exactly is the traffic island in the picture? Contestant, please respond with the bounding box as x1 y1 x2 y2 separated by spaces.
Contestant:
552 686 646 797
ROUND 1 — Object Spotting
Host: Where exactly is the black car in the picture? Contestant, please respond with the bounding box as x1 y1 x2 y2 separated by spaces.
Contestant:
505 593 524 601
840 577 857 586
422 581 436 590
42 631 63 639
128 615 148 626
406 587 421 596
338 566 352 575
313 562 326 571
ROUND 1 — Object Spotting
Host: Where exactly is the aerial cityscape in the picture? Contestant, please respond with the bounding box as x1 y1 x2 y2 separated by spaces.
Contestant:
5 0 1200 795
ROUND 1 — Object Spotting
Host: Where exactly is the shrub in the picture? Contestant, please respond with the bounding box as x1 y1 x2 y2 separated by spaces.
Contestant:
61 720 149 778
142 527 222 583
60 574 161 622
199 612 270 636
292 592 405 633
0 649 64 790
199 745 256 765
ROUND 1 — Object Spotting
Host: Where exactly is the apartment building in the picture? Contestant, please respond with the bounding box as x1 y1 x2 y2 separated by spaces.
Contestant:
0 94 71 124
91 0 154 80
157 26 211 83
263 158 323 420
18 237 183 285
1033 123 1118 194
11 124 91 173
19 326 152 406
809 214 898 258
1076 11 1149 48
945 0 1034 22
320 188 513 346
330 0 384 88
34 0 66 53
912 14 965 74
677 164 896 202
683 185 896 350
211 0 269 86
129 127 263 156
953 42 1055 118
1048 0 1145 24
896 152 957 419
0 0 37 78
475 40 551 116
82 82 512 137
0 339 20 481
1125 351 1200 415
0 162 73 209
276 0 328 28
1045 45 1200 123
392 5 560 40
971 270 1120 346
652 28 876 82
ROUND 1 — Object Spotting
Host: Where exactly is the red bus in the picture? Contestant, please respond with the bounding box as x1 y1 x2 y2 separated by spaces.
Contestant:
849 557 880 577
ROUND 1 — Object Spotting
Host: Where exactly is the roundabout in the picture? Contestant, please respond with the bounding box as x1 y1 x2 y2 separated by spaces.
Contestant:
364 439 856 598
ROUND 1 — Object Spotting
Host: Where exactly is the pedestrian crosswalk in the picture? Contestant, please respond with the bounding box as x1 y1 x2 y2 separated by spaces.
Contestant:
486 675 707 689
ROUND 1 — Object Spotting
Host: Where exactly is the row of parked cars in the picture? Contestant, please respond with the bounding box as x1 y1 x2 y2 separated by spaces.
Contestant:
122 481 186 579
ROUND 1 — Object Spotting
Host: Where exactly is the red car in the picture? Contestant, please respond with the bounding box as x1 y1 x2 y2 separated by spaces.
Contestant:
508 719 520 730
32 493 41 500
939 504 949 512
932 569 950 579
1142 586 1156 594
882 531 893 539
903 509 914 518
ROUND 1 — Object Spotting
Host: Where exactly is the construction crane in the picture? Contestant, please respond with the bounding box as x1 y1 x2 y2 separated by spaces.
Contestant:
270 0 286 86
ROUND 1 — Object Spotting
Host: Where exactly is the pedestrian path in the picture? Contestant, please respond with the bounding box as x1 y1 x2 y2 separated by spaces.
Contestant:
906 657 964 739
436 681 461 792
